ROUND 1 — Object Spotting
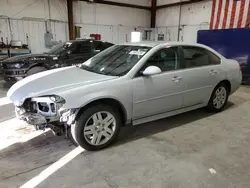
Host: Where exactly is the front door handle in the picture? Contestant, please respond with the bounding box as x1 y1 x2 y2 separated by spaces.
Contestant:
209 69 218 75
172 76 182 82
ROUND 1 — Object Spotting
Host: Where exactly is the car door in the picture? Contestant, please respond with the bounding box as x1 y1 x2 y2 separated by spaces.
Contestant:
180 46 222 107
66 41 93 66
132 46 185 119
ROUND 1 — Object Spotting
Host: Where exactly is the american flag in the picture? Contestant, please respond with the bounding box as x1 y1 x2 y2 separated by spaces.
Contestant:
210 0 250 29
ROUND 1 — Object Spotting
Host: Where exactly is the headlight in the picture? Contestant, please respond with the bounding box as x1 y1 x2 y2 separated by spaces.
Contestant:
49 95 66 103
14 63 25 69
53 57 58 60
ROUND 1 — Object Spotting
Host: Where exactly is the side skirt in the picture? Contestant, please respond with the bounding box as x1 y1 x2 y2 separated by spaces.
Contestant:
132 103 206 126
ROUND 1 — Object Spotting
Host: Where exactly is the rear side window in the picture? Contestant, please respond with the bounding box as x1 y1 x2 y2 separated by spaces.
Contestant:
182 46 210 68
207 51 221 65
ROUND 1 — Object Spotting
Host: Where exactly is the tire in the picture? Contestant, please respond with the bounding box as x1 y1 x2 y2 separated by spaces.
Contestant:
67 127 78 146
71 104 121 151
27 66 47 76
206 82 229 112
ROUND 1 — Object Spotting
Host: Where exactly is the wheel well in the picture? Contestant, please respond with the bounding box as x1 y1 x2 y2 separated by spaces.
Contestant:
76 98 127 125
219 80 231 93
29 63 48 70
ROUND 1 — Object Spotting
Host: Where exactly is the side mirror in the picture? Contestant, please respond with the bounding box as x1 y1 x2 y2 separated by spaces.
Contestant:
142 66 162 76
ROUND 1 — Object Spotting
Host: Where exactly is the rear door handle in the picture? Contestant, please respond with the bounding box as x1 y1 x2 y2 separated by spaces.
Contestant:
209 69 218 75
172 76 182 82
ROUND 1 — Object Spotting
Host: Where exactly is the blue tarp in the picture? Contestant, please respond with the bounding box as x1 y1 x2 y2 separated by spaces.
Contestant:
197 28 250 84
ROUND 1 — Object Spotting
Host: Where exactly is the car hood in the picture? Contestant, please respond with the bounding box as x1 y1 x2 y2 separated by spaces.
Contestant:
7 66 117 104
2 53 56 63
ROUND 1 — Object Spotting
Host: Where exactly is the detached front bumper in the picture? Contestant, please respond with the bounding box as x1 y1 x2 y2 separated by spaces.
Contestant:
14 96 62 128
15 105 60 128
13 95 79 136
18 112 47 125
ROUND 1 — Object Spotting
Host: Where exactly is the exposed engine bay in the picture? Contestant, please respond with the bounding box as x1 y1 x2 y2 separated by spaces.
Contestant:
15 95 75 136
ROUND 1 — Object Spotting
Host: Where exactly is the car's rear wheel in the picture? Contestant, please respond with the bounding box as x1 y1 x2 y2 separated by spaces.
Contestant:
27 66 47 76
71 104 121 151
206 82 229 112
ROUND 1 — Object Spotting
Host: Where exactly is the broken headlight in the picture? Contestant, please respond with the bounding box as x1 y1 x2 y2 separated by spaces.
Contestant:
49 95 66 104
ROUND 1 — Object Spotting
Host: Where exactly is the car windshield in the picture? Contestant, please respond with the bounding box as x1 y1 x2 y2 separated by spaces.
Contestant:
46 42 72 54
80 45 151 76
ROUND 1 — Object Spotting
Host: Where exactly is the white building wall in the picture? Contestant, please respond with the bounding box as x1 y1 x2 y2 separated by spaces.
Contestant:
156 0 212 43
73 1 150 44
0 0 150 53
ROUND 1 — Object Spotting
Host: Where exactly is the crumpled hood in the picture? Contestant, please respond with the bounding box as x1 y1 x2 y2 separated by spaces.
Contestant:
2 53 56 63
7 66 116 103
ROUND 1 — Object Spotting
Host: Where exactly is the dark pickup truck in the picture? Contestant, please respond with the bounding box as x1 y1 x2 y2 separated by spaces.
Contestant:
1 39 113 83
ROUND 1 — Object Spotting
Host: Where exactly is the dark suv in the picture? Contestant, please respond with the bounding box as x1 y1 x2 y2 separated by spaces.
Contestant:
1 39 113 83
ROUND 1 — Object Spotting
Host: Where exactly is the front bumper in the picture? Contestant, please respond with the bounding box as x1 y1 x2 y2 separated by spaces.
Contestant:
15 96 61 128
15 106 60 126
19 112 47 125
2 63 28 82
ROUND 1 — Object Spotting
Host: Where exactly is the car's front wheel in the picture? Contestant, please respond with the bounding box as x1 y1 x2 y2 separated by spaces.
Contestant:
207 82 229 112
71 104 121 151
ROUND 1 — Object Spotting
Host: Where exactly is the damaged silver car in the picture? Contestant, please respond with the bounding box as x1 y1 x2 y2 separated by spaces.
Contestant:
7 42 242 151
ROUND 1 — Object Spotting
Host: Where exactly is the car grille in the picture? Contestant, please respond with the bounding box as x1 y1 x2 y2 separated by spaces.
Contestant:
2 61 27 77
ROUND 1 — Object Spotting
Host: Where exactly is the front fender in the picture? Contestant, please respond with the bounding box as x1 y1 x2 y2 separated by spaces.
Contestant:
60 84 133 122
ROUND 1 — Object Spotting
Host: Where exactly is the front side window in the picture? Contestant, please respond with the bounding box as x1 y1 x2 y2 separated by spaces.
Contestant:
46 42 72 54
182 46 210 68
71 41 92 54
140 47 180 73
80 45 151 76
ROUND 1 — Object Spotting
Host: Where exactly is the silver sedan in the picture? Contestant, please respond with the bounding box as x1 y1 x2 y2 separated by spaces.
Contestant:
7 42 242 151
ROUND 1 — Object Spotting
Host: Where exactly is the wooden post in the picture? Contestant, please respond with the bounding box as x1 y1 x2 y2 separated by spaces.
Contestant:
67 0 74 40
151 0 157 28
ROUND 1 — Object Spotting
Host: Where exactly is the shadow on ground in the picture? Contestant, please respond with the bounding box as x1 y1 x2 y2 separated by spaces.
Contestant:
0 131 73 181
114 101 235 149
0 101 236 160
0 131 72 160
0 101 238 185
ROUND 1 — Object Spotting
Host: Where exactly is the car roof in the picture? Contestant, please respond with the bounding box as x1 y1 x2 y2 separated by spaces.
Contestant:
68 39 112 44
120 41 209 48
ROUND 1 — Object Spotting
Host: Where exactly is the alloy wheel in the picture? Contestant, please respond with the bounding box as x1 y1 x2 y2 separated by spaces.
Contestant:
213 86 227 109
83 111 116 146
